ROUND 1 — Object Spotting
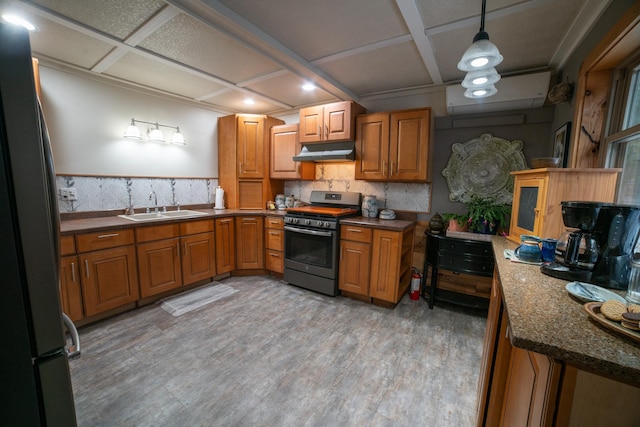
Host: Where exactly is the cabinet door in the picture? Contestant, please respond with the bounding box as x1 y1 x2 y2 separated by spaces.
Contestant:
324 101 352 141
270 124 314 180
60 255 83 322
181 232 216 285
80 246 139 317
215 218 235 274
265 249 284 273
137 238 181 298
237 115 264 178
339 240 371 296
236 216 264 269
369 229 401 302
389 109 430 181
355 112 389 180
299 105 324 143
510 177 547 242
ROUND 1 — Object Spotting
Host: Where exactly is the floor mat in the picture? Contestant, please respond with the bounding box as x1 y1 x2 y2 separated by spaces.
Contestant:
160 283 238 316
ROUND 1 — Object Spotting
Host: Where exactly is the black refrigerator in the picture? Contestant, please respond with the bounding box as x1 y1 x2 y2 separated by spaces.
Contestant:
0 23 77 425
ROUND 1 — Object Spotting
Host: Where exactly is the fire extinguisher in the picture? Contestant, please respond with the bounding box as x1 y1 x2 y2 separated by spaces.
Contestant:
410 268 421 300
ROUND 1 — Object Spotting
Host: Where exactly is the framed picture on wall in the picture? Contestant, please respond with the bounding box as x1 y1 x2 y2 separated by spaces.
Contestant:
553 122 571 167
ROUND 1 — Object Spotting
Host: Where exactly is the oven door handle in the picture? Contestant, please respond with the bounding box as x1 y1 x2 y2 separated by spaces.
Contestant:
285 225 334 237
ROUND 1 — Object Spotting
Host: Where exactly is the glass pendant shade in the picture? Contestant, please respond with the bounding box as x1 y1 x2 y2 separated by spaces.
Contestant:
171 128 186 145
461 68 501 88
464 84 498 99
457 36 503 72
123 120 141 140
148 126 165 142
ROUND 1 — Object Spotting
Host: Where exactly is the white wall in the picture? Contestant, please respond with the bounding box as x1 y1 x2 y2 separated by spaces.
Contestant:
40 65 222 178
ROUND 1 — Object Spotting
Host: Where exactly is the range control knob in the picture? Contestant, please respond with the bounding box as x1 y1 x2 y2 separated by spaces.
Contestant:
323 222 331 228
292 218 299 224
304 219 311 225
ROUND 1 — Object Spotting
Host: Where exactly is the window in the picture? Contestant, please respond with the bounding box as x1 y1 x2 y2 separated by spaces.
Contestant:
606 60 640 205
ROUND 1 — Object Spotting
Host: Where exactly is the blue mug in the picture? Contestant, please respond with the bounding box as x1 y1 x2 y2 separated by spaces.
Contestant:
515 239 541 262
541 238 557 263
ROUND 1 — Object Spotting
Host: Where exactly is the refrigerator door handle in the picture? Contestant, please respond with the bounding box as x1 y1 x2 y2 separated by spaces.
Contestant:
62 313 80 358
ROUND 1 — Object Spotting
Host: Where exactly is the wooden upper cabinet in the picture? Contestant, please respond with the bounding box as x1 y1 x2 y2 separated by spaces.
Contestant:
238 115 265 179
356 108 431 182
32 57 42 101
270 123 314 180
298 101 365 143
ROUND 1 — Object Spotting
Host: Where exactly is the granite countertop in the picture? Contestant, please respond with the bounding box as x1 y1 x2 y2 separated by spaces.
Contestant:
492 236 640 385
60 210 414 234
340 216 415 231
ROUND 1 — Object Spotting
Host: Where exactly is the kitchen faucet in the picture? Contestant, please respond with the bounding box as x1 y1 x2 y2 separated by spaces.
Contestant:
149 190 158 213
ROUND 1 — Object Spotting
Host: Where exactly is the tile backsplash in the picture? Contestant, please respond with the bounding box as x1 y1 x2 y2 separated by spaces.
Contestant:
56 176 217 213
56 164 430 213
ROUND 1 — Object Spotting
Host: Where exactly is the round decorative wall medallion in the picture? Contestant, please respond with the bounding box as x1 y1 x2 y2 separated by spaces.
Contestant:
442 134 527 204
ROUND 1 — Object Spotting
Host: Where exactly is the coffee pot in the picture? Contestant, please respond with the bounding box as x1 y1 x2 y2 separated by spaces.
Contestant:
554 230 599 270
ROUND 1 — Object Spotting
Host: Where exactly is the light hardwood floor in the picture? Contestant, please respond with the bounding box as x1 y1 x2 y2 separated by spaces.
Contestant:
69 275 486 426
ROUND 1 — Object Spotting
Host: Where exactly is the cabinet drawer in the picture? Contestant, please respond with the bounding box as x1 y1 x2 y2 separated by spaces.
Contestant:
135 223 179 243
438 251 494 276
438 239 492 257
265 216 284 230
179 219 214 235
265 249 284 273
265 228 284 250
437 269 492 299
340 225 372 243
61 235 76 256
76 229 134 253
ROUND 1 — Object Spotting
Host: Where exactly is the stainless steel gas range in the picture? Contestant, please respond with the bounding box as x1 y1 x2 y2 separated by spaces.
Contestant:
283 191 361 296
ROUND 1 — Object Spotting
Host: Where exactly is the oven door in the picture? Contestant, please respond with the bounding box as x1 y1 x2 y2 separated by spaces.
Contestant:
284 224 337 279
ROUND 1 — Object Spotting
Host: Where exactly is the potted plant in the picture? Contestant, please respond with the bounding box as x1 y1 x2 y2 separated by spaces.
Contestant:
466 195 511 234
442 212 469 232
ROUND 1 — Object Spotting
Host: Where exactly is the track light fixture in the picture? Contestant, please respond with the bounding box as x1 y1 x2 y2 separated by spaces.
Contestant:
123 118 186 145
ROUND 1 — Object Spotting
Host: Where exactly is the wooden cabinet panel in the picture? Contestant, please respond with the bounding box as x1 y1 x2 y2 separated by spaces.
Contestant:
264 216 283 273
137 238 181 298
270 124 314 180
356 108 431 182
236 216 264 270
215 217 235 274
340 225 372 243
369 229 401 302
60 235 75 256
181 232 216 285
218 114 284 209
237 115 265 179
179 219 213 235
265 249 284 273
135 223 179 243
80 245 139 316
60 255 83 321
390 109 431 181
76 229 134 253
265 228 283 251
508 169 620 243
339 240 371 296
298 101 365 143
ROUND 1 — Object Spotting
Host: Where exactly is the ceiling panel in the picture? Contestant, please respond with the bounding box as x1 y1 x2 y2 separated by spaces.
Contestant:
317 41 431 95
416 0 522 29
31 0 166 39
203 89 286 114
103 52 227 99
218 0 409 61
242 72 337 107
138 12 282 84
27 16 114 68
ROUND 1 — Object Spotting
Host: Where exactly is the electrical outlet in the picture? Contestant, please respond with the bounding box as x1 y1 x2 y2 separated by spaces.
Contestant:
59 188 77 201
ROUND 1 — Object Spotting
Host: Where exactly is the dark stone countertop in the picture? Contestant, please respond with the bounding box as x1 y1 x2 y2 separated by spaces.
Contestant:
492 236 640 385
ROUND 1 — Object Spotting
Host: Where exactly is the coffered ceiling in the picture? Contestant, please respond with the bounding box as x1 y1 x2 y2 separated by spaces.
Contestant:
1 0 612 115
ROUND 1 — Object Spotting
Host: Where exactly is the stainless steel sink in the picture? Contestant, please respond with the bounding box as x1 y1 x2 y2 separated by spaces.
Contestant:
118 210 208 222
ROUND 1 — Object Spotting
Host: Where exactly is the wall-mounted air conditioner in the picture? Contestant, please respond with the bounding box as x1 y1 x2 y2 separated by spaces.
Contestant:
446 71 551 115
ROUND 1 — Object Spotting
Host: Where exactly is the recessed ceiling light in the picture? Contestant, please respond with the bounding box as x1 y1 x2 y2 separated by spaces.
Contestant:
243 98 255 105
2 14 37 31
302 83 316 91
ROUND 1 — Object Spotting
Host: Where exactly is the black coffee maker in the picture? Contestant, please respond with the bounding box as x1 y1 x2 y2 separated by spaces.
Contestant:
541 201 640 289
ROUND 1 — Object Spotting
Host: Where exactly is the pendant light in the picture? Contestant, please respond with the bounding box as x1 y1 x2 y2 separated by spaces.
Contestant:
458 0 503 98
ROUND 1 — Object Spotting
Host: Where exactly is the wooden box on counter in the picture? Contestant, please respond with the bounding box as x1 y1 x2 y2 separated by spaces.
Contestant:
508 168 620 244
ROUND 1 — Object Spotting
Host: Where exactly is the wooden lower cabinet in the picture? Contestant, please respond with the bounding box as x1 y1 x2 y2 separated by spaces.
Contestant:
137 238 181 298
80 245 139 317
181 232 216 285
339 224 413 304
215 217 235 274
235 216 264 270
59 255 83 322
369 227 413 303
264 216 284 273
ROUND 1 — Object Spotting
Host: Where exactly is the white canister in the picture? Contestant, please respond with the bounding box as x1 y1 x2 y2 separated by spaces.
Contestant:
361 195 378 218
275 194 285 208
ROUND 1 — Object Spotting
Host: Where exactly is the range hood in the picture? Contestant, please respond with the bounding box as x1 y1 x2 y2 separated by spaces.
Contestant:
293 141 356 162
